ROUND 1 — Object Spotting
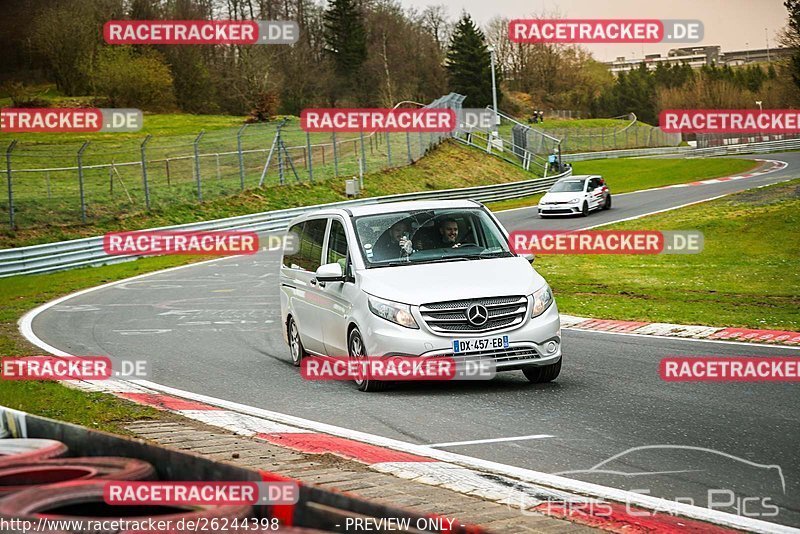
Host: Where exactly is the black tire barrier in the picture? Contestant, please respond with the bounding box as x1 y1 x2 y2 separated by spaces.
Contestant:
0 439 68 468
0 457 156 495
0 481 253 534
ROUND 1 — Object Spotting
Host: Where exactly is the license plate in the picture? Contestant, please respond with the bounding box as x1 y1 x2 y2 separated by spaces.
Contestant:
452 336 509 353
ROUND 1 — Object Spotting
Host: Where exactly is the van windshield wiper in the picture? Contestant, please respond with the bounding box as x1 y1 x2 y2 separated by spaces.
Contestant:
412 256 473 264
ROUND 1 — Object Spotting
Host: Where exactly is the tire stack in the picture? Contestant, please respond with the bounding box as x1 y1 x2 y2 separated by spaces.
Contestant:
0 438 256 534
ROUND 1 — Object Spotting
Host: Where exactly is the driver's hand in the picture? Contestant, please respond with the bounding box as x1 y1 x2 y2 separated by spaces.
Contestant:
399 236 414 254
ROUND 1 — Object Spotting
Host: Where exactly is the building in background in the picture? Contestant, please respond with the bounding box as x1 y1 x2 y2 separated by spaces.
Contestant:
606 45 791 74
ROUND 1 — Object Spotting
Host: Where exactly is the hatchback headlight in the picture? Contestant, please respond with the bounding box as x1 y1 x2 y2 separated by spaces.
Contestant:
368 295 419 329
569 198 580 204
531 285 554 318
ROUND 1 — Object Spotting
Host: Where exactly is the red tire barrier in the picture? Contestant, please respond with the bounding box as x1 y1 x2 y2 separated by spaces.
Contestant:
0 457 156 495
0 481 253 534
0 438 68 467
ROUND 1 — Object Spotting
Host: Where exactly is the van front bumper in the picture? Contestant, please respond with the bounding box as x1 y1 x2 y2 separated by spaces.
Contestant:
361 301 561 371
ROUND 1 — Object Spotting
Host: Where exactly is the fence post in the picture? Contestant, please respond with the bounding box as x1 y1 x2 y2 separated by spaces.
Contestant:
5 140 16 228
140 134 152 211
215 153 221 181
277 137 284 185
77 141 90 224
406 132 412 163
165 159 171 187
109 164 113 196
194 131 205 201
386 131 392 166
306 131 314 183
46 171 51 200
359 129 367 174
332 131 339 177
237 124 247 191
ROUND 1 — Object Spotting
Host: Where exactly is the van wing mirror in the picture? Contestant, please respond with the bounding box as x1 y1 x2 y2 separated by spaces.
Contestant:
315 262 346 282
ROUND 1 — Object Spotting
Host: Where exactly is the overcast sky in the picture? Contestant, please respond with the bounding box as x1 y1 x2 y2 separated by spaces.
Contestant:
399 0 788 62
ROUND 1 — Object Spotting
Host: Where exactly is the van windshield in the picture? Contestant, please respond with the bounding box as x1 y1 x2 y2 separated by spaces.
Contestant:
353 208 514 267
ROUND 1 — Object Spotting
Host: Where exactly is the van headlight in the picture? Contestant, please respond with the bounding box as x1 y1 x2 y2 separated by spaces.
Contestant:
531 285 554 318
368 296 419 329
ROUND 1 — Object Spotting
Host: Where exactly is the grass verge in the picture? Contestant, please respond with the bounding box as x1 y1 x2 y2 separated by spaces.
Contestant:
539 179 800 330
484 157 759 212
2 141 537 248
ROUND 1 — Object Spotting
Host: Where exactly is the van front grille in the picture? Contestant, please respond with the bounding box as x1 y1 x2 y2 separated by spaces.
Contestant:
419 296 528 333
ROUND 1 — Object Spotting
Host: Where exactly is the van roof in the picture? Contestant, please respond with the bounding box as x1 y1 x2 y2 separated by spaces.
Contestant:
295 199 483 220
557 174 600 180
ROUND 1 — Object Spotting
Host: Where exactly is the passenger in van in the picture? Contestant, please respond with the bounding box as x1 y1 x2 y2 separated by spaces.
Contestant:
414 217 466 251
438 218 459 246
372 220 413 260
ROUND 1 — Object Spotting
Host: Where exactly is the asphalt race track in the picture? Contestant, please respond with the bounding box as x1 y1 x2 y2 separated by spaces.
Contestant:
29 153 800 527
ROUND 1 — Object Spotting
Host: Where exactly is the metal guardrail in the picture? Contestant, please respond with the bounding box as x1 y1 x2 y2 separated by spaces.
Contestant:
563 137 800 162
0 169 570 278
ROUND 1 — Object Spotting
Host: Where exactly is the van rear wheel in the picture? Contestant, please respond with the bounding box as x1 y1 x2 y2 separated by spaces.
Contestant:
348 328 388 392
522 359 561 383
288 317 307 367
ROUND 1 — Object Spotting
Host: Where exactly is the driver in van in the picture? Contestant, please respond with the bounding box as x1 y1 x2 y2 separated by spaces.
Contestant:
438 218 459 246
372 220 413 260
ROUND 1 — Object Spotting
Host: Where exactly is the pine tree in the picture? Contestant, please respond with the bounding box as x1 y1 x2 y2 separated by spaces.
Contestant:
445 14 499 108
323 0 367 95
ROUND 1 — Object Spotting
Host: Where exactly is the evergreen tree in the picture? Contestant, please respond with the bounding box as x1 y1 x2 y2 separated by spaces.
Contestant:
784 0 800 90
323 0 367 99
445 14 499 108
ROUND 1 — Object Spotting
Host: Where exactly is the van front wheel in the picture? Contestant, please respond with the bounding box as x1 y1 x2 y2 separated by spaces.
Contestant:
348 328 388 392
522 359 561 383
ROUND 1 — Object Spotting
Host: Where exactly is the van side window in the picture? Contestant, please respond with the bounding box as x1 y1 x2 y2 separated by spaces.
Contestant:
298 219 327 272
327 220 349 271
282 223 305 269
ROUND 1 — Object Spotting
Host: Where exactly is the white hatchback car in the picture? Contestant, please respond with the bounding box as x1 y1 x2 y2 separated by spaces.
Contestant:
279 200 562 391
538 175 611 217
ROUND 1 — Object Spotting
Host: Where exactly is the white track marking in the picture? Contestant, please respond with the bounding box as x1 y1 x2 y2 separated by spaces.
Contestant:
426 435 554 448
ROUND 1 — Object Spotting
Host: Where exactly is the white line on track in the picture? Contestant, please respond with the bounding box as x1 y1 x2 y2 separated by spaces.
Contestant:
426 434 554 448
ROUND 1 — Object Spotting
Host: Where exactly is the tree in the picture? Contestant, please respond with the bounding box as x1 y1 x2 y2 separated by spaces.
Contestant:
323 0 368 102
93 47 176 111
445 14 498 108
783 0 800 90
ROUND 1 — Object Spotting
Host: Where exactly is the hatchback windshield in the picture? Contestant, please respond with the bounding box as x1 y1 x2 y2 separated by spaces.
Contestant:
549 179 585 192
353 208 514 267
